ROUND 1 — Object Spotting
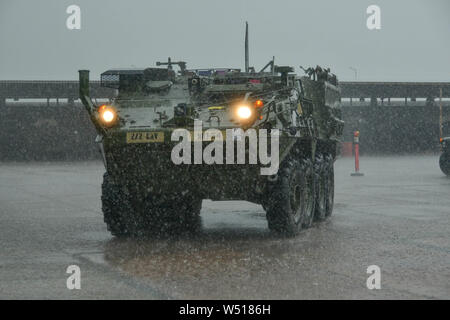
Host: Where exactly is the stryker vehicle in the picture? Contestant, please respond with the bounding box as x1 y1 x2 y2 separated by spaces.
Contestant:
439 137 450 176
78 24 344 237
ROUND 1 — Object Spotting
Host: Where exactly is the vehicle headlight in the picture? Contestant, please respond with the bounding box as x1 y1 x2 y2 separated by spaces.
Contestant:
98 105 118 127
236 105 252 120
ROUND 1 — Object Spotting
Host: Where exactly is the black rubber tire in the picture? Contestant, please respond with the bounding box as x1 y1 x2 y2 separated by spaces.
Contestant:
101 173 132 237
300 158 315 228
153 196 202 235
439 152 450 176
266 157 315 236
324 155 335 217
313 154 327 222
102 173 202 237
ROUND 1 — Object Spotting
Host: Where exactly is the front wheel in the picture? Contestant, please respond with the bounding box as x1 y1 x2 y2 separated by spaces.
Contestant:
102 173 203 237
101 173 133 237
266 158 315 236
313 155 327 221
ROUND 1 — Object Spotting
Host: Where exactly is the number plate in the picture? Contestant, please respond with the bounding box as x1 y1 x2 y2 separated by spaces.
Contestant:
126 131 164 143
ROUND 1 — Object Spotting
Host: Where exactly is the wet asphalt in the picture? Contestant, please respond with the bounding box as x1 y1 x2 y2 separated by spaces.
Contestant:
0 156 449 299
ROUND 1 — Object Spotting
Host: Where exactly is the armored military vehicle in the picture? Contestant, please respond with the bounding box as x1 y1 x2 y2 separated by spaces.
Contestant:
439 137 450 176
79 24 344 237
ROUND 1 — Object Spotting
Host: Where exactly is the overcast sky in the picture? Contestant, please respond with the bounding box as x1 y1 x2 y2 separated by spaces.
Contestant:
0 0 449 81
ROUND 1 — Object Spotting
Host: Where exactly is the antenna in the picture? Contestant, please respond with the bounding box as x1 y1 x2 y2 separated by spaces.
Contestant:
245 22 249 73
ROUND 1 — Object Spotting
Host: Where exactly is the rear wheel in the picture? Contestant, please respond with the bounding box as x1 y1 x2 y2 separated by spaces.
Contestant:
439 152 450 176
313 155 327 221
301 159 315 228
266 157 315 236
313 154 335 220
324 155 335 217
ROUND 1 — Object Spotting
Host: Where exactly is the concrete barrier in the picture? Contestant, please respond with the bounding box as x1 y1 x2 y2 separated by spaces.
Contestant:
0 103 99 161
0 102 447 161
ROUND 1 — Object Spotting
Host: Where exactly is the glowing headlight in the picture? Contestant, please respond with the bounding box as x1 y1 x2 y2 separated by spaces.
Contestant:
98 105 117 126
236 105 252 119
102 110 115 123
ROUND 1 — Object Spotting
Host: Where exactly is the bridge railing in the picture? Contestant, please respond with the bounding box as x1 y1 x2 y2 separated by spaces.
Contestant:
1 80 450 100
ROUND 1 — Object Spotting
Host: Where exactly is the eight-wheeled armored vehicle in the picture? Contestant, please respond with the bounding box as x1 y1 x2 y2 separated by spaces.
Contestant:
78 25 344 237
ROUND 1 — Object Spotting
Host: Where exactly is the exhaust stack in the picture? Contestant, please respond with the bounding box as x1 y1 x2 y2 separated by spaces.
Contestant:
78 69 95 115
79 70 90 100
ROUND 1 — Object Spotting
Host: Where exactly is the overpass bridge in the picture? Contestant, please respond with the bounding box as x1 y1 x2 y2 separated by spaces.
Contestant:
341 81 450 100
1 80 450 104
0 80 449 159
0 80 113 104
